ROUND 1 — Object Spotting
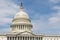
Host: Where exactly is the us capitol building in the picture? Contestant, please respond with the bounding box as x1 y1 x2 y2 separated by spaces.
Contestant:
0 3 60 40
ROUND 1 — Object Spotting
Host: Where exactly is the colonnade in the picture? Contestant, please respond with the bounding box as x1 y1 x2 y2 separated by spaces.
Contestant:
11 25 32 31
7 36 42 40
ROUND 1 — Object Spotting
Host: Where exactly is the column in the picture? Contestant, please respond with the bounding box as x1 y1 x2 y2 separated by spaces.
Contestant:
11 37 13 40
23 36 24 40
12 37 14 40
14 37 16 40
11 37 12 40
15 37 17 40
40 37 41 40
20 25 21 29
19 37 20 40
36 37 37 40
29 37 30 40
18 25 20 29
21 36 22 40
30 37 32 40
16 26 17 29
7 37 9 40
9 37 10 40
14 37 15 40
9 37 11 40
18 37 19 40
37 37 38 40
10 37 11 40
24 25 25 30
20 37 21 40
40 37 42 40
31 37 33 40
27 37 28 40
17 37 18 40
38 37 39 40
39 37 40 40
8 37 10 40
23 37 25 40
17 26 18 29
28 37 29 40
32 37 34 40
34 36 35 40
19 25 20 29
25 25 26 30
22 36 23 40
26 36 27 40
22 26 23 30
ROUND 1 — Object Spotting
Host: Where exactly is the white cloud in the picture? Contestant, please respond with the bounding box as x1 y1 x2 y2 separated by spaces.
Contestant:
0 0 19 17
48 17 60 24
48 6 60 24
0 0 19 33
32 15 60 34
54 6 60 11
32 5 60 34
0 27 10 34
0 18 12 25
0 0 19 24
49 0 60 3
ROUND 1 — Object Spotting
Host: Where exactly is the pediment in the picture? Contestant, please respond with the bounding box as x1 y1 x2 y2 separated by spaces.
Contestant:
16 31 36 36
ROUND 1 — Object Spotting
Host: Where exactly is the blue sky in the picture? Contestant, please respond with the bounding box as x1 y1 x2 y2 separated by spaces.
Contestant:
0 0 60 34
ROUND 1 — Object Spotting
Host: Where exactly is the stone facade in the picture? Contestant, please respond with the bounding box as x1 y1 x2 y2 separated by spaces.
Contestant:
0 34 7 40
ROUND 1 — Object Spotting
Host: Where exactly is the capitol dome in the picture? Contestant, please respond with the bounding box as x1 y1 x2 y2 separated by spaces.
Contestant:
14 10 29 19
11 3 33 33
12 3 31 24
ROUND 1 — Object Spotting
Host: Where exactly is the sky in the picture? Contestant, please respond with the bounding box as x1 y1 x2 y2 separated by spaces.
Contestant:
0 0 60 34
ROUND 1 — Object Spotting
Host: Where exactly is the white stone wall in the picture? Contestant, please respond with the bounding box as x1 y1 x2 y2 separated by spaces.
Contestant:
0 35 7 40
43 36 60 40
0 34 60 40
